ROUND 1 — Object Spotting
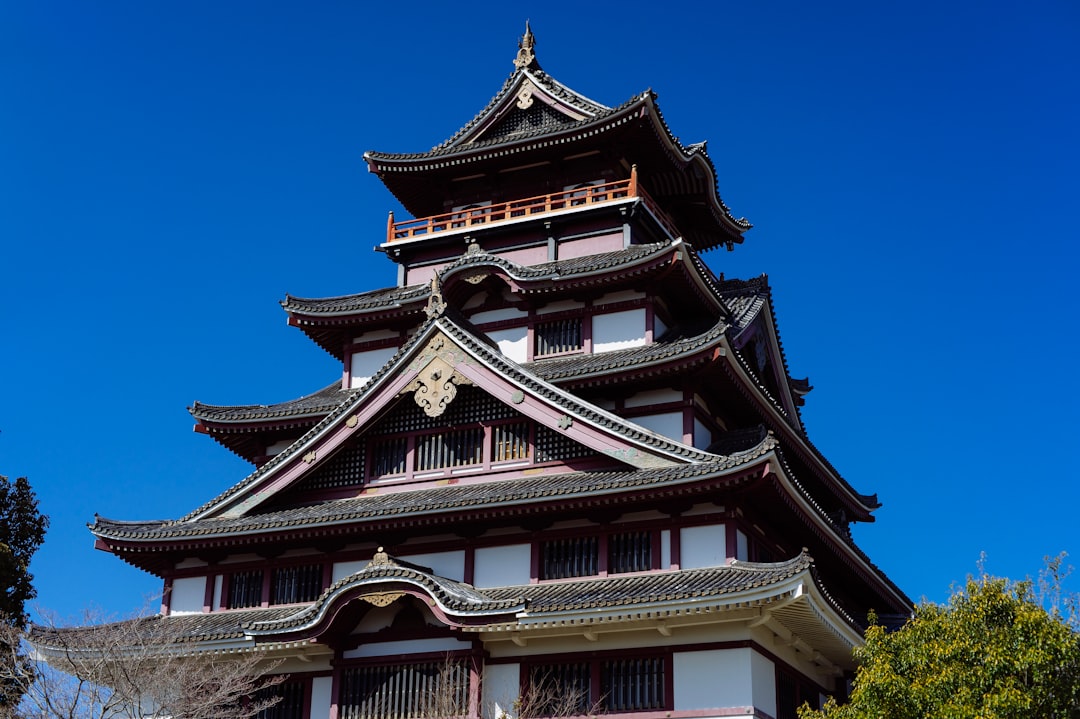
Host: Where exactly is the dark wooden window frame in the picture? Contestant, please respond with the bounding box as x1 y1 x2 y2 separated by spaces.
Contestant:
521 649 671 715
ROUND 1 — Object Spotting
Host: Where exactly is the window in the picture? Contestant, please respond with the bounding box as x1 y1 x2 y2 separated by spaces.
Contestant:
493 421 530 462
535 318 583 356
526 656 666 715
602 657 664 712
541 537 598 580
228 570 264 609
526 663 591 717
540 531 654 580
776 670 819 719
607 531 651 574
339 659 469 719
372 436 407 477
255 680 306 719
271 564 323 605
415 427 483 472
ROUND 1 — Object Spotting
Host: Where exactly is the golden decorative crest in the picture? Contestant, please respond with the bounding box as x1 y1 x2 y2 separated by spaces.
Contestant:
403 356 471 418
302 451 317 464
361 592 404 607
516 82 535 109
513 21 535 70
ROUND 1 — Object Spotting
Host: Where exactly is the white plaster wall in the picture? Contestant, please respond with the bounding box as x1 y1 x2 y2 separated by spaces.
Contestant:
488 327 528 363
694 417 711 450
593 308 647 352
660 529 671 568
399 550 465 581
344 637 472 659
212 575 223 611
350 347 398 389
473 544 530 587
632 412 684 444
596 290 645 306
674 648 753 712
751 649 777 718
680 524 727 569
332 559 368 583
310 676 332 719
482 663 521 719
471 307 527 324
536 299 585 314
625 388 682 408
168 577 206 615
737 530 749 561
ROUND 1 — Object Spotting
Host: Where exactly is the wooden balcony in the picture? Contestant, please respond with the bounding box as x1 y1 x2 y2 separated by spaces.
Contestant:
385 168 680 244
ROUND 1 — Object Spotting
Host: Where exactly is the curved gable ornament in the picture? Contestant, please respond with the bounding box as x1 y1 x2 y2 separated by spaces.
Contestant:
402 334 474 418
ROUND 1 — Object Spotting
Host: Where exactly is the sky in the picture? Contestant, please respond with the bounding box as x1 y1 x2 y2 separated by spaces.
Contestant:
2 1 1077 621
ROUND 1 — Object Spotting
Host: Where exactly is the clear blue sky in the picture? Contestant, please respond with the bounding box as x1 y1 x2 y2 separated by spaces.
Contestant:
2 1 1077 620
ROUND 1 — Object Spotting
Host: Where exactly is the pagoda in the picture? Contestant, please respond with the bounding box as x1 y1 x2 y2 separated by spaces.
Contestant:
83 27 910 719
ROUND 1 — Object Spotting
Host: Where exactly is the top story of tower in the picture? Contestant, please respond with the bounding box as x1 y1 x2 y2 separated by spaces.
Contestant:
364 25 751 262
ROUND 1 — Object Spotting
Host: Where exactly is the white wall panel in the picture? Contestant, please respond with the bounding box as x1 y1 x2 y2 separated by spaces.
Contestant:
350 347 398 388
751 650 777 718
488 327 529 363
332 560 368 583
633 412 683 443
482 663 521 719
674 648 752 711
168 577 206 615
593 308 647 352
310 676 332 719
473 544 530 587
399 550 465 581
680 524 727 569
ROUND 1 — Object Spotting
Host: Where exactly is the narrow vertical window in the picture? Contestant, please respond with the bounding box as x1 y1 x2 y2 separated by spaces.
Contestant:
227 570 264 609
535 318 583 356
270 564 323 605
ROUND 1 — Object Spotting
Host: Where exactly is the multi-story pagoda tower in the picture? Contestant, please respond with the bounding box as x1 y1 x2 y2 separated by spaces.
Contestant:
82 27 909 719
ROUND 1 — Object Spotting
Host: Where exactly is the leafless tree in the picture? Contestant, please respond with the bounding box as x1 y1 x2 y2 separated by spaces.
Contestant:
0 609 283 719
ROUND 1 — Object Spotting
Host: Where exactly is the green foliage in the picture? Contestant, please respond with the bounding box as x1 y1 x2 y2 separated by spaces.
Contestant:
801 560 1080 719
0 474 49 710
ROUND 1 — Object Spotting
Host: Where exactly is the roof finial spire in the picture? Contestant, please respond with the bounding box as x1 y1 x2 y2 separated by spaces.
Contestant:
513 20 536 70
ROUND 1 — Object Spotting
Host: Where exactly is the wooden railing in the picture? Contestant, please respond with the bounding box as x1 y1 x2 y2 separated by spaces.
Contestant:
386 166 681 243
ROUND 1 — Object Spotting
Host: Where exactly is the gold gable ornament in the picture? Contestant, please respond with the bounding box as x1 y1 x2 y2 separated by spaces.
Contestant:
513 21 536 70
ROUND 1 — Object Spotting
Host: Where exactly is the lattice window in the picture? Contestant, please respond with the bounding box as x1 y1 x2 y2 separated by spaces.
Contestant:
339 659 469 719
608 531 652 574
228 570 263 609
541 536 598 580
493 421 530 462
255 679 305 719
526 663 591 716
535 317 583 357
535 425 592 463
601 657 665 712
415 427 483 472
372 436 407 477
304 443 366 490
270 564 323 605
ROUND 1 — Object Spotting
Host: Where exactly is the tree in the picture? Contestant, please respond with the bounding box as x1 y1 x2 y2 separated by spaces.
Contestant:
0 474 49 709
800 559 1080 719
0 608 284 719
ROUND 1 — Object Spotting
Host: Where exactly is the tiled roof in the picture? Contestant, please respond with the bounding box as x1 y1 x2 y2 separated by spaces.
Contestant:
367 63 614 161
486 552 814 613
190 381 356 424
528 319 729 382
90 444 776 543
282 243 675 318
38 552 831 647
